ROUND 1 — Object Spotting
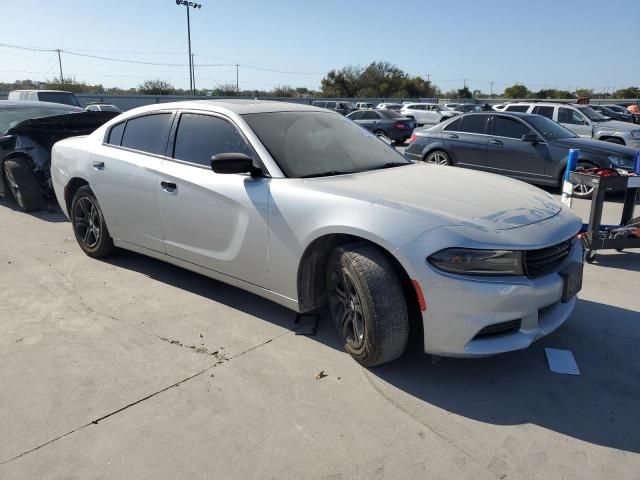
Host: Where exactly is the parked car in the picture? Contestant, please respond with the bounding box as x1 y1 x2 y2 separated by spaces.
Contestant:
405 111 638 198
376 103 403 111
590 105 633 123
311 100 354 115
443 103 460 110
0 101 117 211
503 102 640 148
400 103 459 126
8 90 82 108
52 100 583 366
611 104 640 123
85 103 122 113
354 102 374 110
347 108 416 143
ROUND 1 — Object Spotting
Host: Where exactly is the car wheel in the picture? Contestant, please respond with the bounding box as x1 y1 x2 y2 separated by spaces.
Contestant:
373 129 385 136
571 161 597 199
585 250 597 264
424 150 452 166
327 243 409 367
71 185 115 258
603 137 625 145
3 157 45 211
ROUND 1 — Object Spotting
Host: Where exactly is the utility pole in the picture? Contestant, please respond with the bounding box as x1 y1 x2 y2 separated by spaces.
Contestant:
490 81 494 97
425 73 431 82
191 53 196 93
175 0 202 95
235 64 239 92
56 49 63 84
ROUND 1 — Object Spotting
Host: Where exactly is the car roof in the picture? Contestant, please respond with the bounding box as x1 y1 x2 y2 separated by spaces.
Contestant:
457 111 538 119
0 100 82 110
119 99 325 116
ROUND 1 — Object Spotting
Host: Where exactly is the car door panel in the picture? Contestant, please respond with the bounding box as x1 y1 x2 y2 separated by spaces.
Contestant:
443 116 489 168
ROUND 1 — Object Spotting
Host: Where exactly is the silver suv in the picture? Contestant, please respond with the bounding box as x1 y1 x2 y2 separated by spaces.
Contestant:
504 102 640 148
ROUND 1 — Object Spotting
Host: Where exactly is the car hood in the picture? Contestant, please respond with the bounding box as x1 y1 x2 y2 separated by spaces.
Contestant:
7 111 119 150
551 136 637 156
593 119 638 132
302 163 562 231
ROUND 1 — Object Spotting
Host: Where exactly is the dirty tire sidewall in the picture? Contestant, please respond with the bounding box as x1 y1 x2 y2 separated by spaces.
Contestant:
3 157 45 211
71 185 115 258
327 243 409 367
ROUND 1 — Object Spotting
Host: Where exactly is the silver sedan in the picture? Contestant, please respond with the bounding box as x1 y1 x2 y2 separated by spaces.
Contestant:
51 100 583 366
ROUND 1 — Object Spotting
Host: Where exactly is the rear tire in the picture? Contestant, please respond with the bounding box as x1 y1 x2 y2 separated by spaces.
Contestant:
71 185 115 258
326 243 409 367
424 150 452 166
3 157 44 211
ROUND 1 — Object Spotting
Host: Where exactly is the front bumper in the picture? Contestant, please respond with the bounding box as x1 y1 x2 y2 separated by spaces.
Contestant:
396 220 583 357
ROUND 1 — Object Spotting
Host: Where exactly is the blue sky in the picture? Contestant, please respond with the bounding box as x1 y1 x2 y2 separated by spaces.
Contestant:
1 0 638 93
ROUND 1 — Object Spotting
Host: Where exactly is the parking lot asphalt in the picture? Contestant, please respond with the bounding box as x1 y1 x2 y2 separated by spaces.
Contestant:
0 183 639 479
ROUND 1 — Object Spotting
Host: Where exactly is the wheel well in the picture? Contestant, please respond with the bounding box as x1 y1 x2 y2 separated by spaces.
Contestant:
64 177 89 215
297 234 422 337
423 148 452 164
599 136 625 145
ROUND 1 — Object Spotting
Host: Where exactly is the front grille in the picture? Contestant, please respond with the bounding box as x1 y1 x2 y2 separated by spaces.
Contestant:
474 319 521 339
524 238 573 278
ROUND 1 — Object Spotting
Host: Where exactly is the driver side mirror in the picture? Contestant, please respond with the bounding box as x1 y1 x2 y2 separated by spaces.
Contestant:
522 133 539 143
211 153 262 176
375 133 396 149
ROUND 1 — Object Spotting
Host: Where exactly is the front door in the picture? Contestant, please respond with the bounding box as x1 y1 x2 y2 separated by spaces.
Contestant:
156 112 270 288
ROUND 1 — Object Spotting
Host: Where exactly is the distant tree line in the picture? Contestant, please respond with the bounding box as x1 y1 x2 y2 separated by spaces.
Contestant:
1 66 639 100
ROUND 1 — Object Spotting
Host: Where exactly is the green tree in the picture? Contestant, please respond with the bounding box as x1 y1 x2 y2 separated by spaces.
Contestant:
457 86 472 98
614 87 640 98
212 83 239 96
272 85 296 97
503 84 529 98
321 65 363 97
137 79 176 95
575 88 594 98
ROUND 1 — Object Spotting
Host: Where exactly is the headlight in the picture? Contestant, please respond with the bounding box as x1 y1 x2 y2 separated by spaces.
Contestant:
608 155 634 169
631 130 640 139
428 248 524 276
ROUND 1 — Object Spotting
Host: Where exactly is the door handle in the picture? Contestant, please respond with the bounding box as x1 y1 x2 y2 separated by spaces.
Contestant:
448 134 459 139
490 139 503 146
161 181 177 192
93 161 105 170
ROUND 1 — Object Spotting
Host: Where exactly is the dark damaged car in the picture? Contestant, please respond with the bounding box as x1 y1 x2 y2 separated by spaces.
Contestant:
0 101 118 211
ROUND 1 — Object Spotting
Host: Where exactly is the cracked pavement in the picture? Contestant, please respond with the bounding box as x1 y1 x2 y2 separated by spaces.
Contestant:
0 192 639 480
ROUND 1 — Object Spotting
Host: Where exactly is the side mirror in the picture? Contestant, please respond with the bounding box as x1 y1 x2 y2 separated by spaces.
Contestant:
211 153 261 175
376 133 396 149
522 133 539 143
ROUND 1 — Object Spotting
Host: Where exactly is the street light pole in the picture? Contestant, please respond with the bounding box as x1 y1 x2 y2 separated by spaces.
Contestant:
175 1 202 95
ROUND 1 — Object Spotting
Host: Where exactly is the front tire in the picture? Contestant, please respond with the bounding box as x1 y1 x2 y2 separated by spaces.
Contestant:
327 243 409 367
71 185 115 258
3 157 44 211
571 161 598 199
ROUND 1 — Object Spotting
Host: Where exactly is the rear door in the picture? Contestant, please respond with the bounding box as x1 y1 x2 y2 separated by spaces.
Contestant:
156 111 270 287
359 110 381 131
443 114 489 168
91 112 173 253
486 115 550 177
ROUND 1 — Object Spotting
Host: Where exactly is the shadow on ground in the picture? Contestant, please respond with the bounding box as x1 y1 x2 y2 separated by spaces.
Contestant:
105 250 639 453
586 250 640 271
0 196 67 223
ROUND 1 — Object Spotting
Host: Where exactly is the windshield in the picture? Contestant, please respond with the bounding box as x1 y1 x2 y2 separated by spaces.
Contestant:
577 106 607 121
243 111 410 178
527 115 577 140
0 106 79 134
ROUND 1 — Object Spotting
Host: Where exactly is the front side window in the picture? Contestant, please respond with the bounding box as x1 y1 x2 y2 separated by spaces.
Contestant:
532 106 554 119
242 111 410 178
443 117 462 131
120 113 172 155
326 102 337 109
558 108 586 125
458 115 489 134
493 116 532 139
348 111 364 121
363 111 380 120
173 113 253 166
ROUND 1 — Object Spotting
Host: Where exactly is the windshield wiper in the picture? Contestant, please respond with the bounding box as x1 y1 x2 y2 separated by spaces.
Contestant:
300 170 353 178
368 161 411 171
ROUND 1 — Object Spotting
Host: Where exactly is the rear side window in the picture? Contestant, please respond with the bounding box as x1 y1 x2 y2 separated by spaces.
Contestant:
349 111 364 120
120 113 172 155
505 105 529 112
107 121 125 145
363 111 380 120
443 117 462 131
458 115 489 134
173 113 253 167
493 116 532 139
532 106 554 119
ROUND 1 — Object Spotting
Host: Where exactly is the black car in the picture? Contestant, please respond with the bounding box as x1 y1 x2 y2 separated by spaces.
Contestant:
405 111 638 197
312 100 354 116
347 109 416 144
0 101 117 211
591 105 634 123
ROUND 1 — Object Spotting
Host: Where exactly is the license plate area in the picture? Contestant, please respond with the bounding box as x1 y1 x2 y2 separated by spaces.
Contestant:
560 262 583 302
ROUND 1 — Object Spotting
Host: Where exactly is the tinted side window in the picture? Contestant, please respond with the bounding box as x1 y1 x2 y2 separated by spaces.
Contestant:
443 117 462 131
558 108 585 125
107 121 126 145
363 111 380 120
458 115 488 134
173 113 253 167
494 116 532 139
326 102 337 108
505 105 529 112
532 106 554 119
120 113 172 155
349 111 364 120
